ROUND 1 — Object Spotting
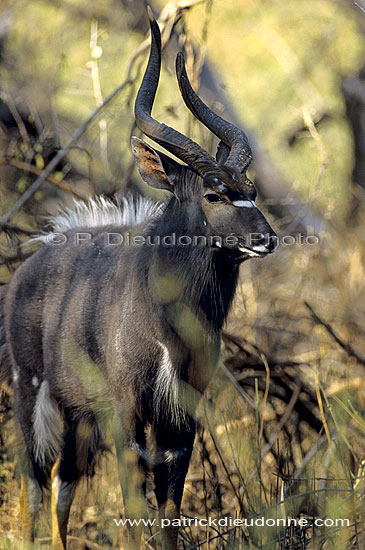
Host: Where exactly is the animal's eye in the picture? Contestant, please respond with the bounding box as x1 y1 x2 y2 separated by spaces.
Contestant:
204 193 224 203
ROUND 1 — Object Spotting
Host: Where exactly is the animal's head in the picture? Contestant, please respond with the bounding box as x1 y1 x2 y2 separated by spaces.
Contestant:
131 8 277 260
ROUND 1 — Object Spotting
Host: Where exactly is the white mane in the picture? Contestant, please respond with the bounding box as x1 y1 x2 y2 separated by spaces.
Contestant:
30 195 163 244
51 195 162 232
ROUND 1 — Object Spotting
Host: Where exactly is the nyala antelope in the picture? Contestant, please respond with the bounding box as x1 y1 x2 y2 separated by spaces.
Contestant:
0 9 277 550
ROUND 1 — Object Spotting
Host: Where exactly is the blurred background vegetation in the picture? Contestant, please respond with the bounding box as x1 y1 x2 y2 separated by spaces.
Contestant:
0 0 364 548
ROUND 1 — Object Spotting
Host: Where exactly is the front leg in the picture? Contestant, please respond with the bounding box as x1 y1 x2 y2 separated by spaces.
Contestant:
153 420 195 550
112 413 148 550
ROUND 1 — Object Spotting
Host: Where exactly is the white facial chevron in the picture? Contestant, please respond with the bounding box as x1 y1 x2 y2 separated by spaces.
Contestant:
232 200 256 208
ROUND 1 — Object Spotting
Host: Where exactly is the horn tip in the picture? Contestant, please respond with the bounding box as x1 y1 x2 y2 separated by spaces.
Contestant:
147 5 154 22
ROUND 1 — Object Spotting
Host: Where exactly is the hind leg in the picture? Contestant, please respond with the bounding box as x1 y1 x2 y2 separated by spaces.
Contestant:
51 457 77 550
19 473 42 549
17 376 77 549
51 411 104 549
13 381 45 548
51 411 83 550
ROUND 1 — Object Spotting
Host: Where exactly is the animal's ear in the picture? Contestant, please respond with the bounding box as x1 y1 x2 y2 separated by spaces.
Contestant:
131 137 181 192
216 140 230 164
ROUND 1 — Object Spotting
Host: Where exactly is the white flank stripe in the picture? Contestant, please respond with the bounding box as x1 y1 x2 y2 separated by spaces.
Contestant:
154 341 185 426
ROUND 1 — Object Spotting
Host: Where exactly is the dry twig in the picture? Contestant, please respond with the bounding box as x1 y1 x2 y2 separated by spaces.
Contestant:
305 301 365 367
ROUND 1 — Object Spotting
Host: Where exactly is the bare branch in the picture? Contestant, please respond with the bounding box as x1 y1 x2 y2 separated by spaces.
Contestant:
305 301 365 366
0 156 87 200
0 249 33 266
0 222 34 236
0 77 133 227
351 0 365 14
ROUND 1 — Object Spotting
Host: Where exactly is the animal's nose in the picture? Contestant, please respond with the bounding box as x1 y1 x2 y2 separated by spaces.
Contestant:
266 233 278 253
249 232 278 254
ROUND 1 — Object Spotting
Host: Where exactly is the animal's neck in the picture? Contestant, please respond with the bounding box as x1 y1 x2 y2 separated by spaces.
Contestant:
199 251 240 329
145 205 240 333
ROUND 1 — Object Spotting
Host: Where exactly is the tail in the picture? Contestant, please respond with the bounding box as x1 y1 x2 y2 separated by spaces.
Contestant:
0 286 12 392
